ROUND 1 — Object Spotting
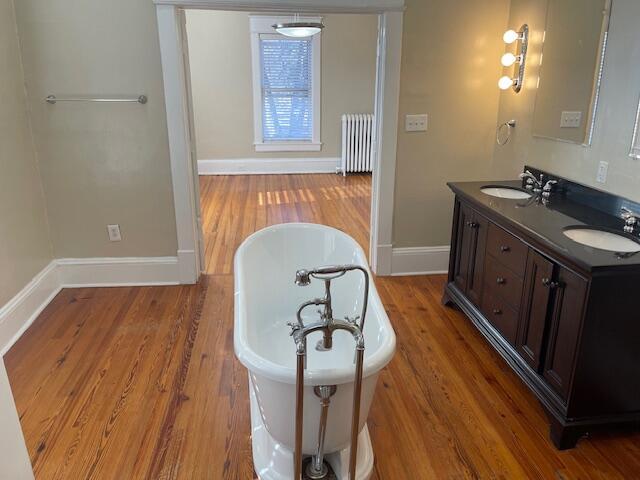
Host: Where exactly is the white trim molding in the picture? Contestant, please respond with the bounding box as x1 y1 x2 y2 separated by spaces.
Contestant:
254 142 322 153
368 12 403 275
0 262 60 356
57 257 180 288
157 4 202 284
198 157 339 175
391 246 450 276
152 0 405 14
0 257 181 355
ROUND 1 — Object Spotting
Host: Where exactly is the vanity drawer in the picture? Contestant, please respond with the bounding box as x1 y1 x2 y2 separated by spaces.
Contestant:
486 223 528 275
484 256 524 309
482 290 519 346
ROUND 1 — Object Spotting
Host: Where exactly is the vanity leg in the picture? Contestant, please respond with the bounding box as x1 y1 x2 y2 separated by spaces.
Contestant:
549 419 583 450
441 289 455 307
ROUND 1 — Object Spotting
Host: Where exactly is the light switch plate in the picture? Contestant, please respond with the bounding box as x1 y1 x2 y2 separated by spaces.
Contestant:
405 114 428 132
596 161 608 183
107 224 122 242
560 111 582 128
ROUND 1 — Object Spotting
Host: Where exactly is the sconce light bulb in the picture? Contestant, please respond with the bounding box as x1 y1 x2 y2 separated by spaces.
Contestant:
498 76 514 90
503 29 520 44
501 52 517 67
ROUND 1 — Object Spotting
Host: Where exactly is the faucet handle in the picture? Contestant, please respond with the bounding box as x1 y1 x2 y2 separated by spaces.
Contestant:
344 315 360 325
621 207 639 233
287 321 301 334
621 206 636 218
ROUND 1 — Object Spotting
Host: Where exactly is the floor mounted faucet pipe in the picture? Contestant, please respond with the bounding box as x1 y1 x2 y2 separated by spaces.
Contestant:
348 345 365 479
309 386 337 478
294 349 305 480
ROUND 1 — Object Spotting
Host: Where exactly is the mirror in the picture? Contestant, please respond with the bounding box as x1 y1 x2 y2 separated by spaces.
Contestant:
532 0 611 145
630 97 640 159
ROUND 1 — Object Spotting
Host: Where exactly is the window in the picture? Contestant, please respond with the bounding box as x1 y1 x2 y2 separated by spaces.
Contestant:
250 16 321 152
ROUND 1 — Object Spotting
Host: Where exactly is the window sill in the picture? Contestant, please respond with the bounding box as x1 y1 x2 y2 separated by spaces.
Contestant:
254 142 322 153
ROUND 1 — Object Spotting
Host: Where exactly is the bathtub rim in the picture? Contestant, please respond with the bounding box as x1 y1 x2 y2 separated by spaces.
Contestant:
234 223 396 385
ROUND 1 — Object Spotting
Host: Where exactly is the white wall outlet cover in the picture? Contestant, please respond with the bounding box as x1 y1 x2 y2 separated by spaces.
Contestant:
405 114 428 132
596 161 609 183
107 224 122 242
560 111 582 128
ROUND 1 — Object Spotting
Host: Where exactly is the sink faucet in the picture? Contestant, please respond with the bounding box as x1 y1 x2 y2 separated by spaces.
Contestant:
621 207 640 234
519 170 545 193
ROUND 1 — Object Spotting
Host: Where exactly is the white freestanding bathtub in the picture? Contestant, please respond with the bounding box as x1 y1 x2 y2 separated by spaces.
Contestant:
234 223 396 479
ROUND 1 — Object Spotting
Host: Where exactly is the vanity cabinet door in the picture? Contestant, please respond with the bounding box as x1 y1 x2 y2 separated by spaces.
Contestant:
543 267 588 401
517 250 555 372
466 213 488 306
452 202 487 305
453 203 475 292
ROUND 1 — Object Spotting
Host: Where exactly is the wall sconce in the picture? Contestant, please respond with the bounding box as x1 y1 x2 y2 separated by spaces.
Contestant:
499 24 529 93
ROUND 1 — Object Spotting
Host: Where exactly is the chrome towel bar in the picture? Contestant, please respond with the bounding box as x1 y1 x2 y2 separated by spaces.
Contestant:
45 95 147 105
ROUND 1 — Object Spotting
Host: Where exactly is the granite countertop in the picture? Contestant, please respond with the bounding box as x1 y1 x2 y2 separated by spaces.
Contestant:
448 180 640 273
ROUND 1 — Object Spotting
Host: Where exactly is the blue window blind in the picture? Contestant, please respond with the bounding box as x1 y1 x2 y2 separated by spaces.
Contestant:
260 37 313 142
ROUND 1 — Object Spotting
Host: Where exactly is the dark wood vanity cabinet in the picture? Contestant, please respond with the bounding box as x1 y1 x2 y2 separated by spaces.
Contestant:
443 196 638 450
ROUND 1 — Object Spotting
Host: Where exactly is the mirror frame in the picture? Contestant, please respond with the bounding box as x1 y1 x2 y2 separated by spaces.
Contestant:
630 96 640 159
532 0 612 147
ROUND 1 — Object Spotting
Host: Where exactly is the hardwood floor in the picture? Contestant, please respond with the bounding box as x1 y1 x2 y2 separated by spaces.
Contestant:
199 173 371 274
5 173 640 479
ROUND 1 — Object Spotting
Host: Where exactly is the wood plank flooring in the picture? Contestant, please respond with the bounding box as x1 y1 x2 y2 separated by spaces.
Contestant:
5 173 640 479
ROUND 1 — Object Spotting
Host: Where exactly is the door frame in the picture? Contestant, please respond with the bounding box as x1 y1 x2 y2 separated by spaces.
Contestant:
154 0 404 281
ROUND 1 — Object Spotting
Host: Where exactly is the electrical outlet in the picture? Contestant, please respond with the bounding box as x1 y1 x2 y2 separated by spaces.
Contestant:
596 161 608 184
107 224 122 242
405 114 428 132
560 111 582 128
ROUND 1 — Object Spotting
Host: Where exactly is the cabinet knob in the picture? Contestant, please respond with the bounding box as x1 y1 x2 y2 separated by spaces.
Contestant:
493 309 502 315
496 277 506 285
466 221 479 229
500 245 510 252
542 278 562 289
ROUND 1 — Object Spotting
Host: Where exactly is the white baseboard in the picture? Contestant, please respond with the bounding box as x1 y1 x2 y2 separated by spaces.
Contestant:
198 157 340 175
57 256 180 288
0 262 61 356
391 246 450 276
0 256 181 355
373 243 393 276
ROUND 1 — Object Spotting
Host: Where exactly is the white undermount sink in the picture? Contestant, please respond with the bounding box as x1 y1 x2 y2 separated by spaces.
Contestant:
480 186 531 200
563 228 640 253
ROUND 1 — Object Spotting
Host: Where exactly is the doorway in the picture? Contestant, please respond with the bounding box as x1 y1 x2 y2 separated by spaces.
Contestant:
183 10 378 273
155 2 403 280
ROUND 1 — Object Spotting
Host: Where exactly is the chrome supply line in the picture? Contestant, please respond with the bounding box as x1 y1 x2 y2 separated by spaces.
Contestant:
45 95 147 104
290 264 370 480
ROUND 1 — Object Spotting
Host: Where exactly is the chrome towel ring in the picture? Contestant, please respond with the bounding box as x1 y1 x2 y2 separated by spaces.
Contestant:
496 119 517 146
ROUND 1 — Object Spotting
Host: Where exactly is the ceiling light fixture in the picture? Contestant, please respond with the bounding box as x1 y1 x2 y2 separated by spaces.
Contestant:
273 14 324 38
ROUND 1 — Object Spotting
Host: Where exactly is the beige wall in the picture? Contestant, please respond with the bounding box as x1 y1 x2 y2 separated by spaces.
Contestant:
493 0 640 203
186 11 378 159
532 0 606 144
0 0 52 307
392 0 510 247
14 0 178 258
